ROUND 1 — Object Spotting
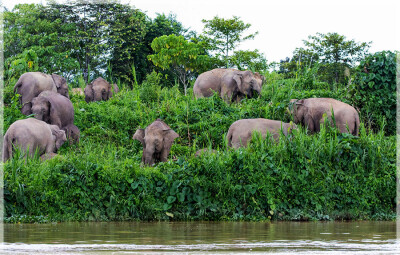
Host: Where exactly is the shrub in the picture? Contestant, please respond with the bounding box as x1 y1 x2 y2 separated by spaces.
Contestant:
139 71 163 104
350 51 396 134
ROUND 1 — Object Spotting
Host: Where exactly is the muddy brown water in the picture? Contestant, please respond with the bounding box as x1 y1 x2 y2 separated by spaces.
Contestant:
1 221 399 254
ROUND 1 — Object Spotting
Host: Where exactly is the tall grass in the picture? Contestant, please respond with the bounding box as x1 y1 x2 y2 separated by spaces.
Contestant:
3 72 395 222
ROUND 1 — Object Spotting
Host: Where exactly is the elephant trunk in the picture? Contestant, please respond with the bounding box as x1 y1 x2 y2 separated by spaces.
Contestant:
143 150 155 166
253 86 262 96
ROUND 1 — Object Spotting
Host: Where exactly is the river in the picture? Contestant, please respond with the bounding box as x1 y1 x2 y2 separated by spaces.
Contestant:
1 221 398 254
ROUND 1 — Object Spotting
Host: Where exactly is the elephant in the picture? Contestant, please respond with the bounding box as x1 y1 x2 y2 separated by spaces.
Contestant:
3 118 67 162
193 68 264 103
132 119 179 166
289 98 360 135
31 91 79 143
31 91 74 128
84 77 117 102
226 118 297 148
14 72 69 115
63 124 81 144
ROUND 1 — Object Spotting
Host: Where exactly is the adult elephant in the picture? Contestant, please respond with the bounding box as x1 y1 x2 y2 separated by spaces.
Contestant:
31 91 80 143
132 119 179 166
226 118 297 148
84 77 118 102
193 68 264 103
14 72 69 115
3 118 67 162
290 98 360 135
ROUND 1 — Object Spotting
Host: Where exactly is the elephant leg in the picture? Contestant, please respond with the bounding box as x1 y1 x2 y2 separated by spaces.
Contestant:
220 87 233 103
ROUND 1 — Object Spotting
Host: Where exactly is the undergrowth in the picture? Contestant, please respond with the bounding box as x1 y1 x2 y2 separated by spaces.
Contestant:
3 72 396 222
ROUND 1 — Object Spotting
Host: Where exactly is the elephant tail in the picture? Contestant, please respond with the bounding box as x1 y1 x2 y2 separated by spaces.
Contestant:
353 112 360 136
2 133 12 162
226 128 233 148
14 79 23 93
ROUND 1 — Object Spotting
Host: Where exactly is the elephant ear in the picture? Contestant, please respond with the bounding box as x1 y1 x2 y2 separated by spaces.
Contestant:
84 83 94 102
233 73 243 92
162 129 179 151
50 125 66 151
107 82 113 99
51 74 65 89
132 129 145 145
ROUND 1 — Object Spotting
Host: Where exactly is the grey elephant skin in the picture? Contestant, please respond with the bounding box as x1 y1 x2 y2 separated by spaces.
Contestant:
14 72 69 115
3 118 67 162
132 119 179 166
290 98 360 135
226 118 297 148
31 91 80 143
193 68 264 103
84 77 118 102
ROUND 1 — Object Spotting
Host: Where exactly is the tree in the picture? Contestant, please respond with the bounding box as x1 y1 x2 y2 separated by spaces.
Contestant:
4 4 80 83
133 13 194 85
228 50 267 72
201 16 258 68
350 51 396 134
148 35 210 95
295 32 371 84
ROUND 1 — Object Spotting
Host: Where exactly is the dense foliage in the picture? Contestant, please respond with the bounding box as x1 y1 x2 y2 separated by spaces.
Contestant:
350 51 396 135
4 3 189 86
279 32 371 85
3 3 396 223
3 72 396 223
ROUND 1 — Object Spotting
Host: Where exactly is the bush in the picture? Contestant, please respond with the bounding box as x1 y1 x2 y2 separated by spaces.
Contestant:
3 70 396 222
139 71 163 104
350 51 396 135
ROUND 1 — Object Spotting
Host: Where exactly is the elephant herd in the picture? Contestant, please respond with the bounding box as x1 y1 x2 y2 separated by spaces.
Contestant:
3 69 360 165
133 68 360 165
3 72 118 161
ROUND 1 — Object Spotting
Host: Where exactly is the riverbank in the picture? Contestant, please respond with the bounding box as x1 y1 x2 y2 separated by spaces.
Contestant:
3 74 396 223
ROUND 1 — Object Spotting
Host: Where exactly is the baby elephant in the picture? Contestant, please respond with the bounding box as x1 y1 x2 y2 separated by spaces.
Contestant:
226 118 297 148
3 118 67 162
31 91 80 143
132 119 179 166
290 98 360 135
84 77 118 102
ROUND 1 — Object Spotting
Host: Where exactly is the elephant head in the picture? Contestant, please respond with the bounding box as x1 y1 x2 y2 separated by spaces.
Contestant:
63 124 80 144
51 74 69 98
289 99 307 124
31 96 51 124
84 77 113 102
132 119 179 166
253 72 265 95
49 125 67 151
233 70 263 99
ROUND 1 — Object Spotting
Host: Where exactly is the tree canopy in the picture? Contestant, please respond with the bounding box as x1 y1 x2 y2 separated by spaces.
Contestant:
201 16 259 68
291 32 371 84
148 35 210 95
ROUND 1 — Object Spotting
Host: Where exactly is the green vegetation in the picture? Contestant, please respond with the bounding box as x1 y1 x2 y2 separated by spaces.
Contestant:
3 72 396 222
3 2 396 223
